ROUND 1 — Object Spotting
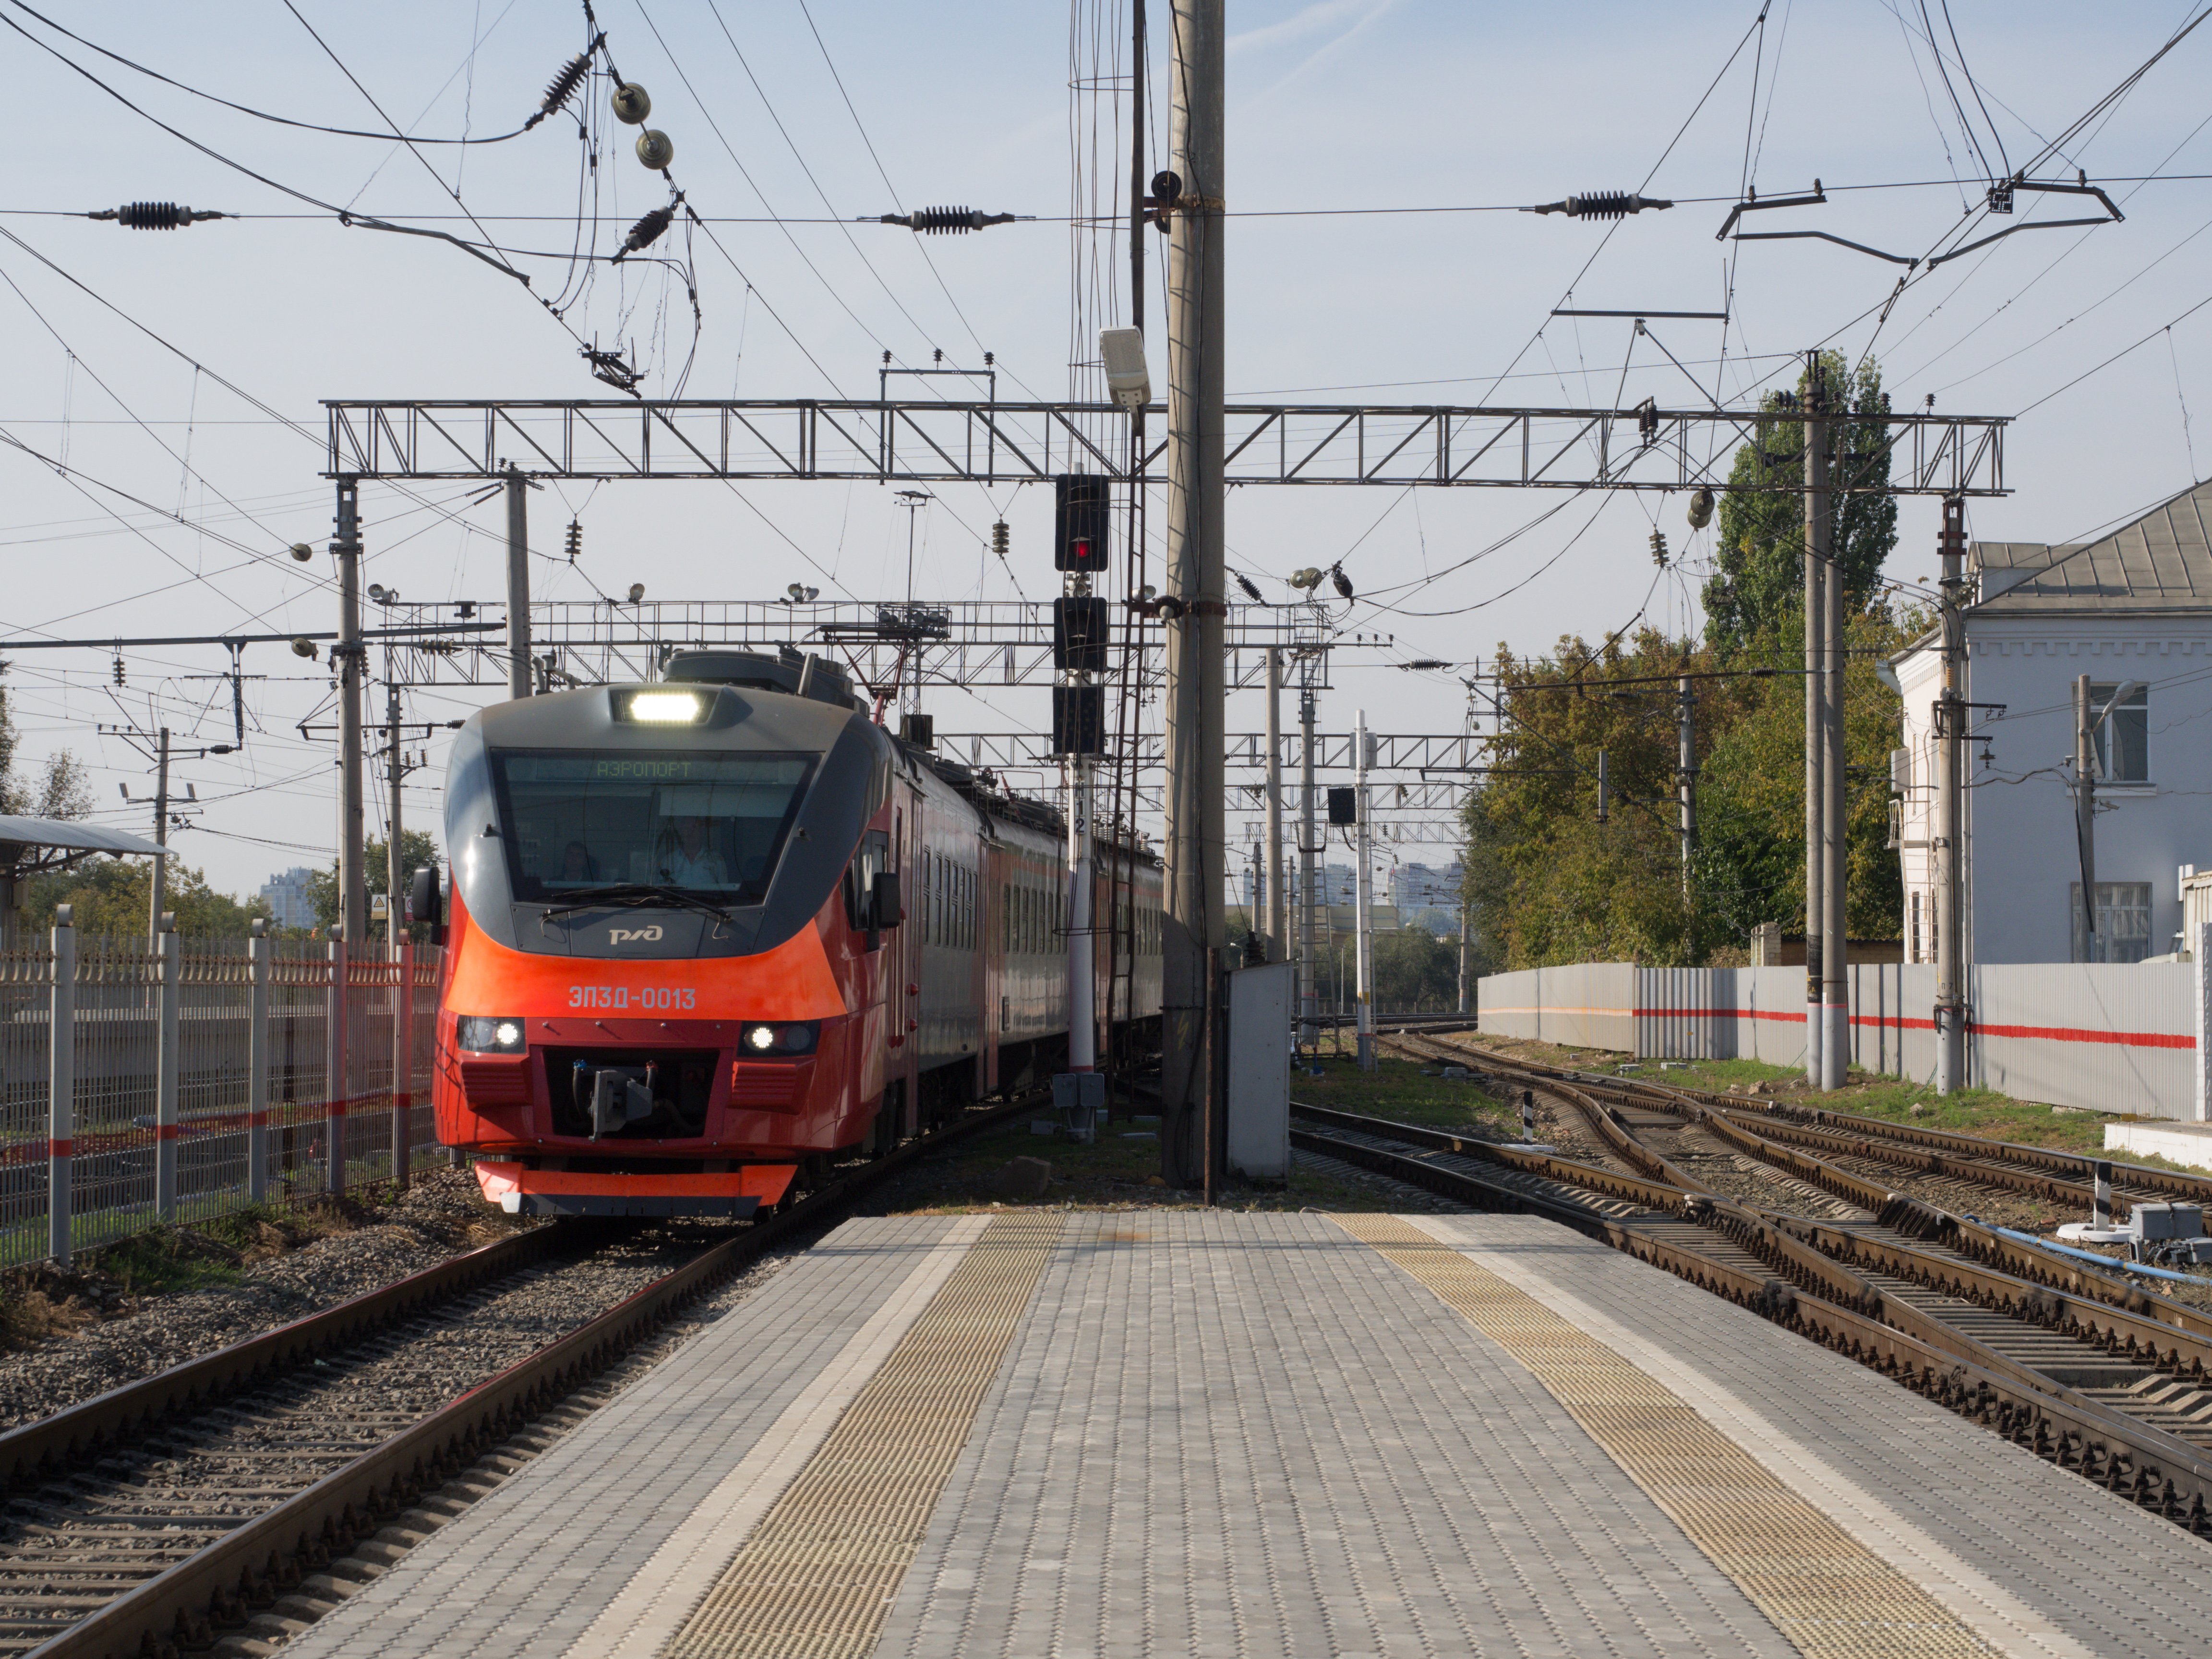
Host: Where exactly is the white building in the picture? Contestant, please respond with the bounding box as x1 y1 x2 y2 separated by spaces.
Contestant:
1892 479 2212 965
260 865 319 931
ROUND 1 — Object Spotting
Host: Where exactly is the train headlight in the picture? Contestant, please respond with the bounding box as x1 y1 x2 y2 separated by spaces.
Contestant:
622 689 706 723
740 1021 818 1056
459 1015 528 1054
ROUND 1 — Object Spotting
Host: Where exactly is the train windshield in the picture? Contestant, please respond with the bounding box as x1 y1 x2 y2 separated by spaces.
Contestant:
490 751 816 905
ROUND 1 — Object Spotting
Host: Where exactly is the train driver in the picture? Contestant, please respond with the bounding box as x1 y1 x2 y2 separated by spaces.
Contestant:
660 814 731 889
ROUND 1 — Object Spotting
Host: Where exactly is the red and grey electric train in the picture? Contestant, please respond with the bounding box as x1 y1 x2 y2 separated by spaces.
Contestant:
411 648 1162 1218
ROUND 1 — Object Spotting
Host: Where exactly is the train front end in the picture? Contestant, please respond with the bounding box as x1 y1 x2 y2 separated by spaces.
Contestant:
423 657 896 1219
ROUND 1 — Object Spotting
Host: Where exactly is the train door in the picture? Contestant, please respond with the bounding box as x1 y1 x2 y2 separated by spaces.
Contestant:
980 840 1001 1094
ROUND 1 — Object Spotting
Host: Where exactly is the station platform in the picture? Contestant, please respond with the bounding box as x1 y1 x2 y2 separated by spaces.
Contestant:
285 1210 2212 1659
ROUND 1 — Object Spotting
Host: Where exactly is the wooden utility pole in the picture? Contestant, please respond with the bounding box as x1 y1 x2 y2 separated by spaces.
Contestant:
1160 0 1225 1187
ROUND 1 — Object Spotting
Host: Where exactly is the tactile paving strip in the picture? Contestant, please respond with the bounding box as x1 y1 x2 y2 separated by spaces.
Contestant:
659 1212 1062 1659
1333 1213 1996 1659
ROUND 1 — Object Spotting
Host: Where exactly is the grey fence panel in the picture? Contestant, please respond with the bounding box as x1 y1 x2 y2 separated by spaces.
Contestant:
0 949 52 1267
69 938 162 1251
1475 965 1635 1051
175 940 255 1223
1968 962 2194 1119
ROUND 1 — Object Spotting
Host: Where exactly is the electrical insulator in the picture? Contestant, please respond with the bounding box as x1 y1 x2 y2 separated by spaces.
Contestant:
527 48 595 130
871 207 1020 234
991 520 1010 562
1524 192 1673 219
89 202 230 229
615 203 676 262
611 83 651 125
1686 486 1715 530
1650 530 1669 567
635 130 674 170
565 521 582 562
289 542 314 562
112 655 126 685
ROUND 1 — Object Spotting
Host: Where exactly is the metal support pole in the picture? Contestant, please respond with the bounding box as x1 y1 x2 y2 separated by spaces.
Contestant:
335 478 368 944
326 934 349 1197
1802 376 1826 1087
505 463 532 700
249 918 270 1202
2076 673 2099 962
1298 674 1318 1049
1820 401 1849 1093
1935 497 1966 1093
1263 647 1285 963
1457 899 1471 1015
155 915 180 1221
1677 676 1695 900
1159 0 1225 1186
1067 756 1097 1075
394 938 414 1191
1354 709 1375 1071
147 727 171 939
48 908 74 1266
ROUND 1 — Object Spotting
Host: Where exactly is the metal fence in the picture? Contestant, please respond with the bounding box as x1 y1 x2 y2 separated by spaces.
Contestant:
0 915 443 1269
1479 959 2206 1119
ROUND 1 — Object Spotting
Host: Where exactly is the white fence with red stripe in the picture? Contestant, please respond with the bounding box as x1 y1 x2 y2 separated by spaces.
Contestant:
1480 958 2209 1120
3 911 442 1269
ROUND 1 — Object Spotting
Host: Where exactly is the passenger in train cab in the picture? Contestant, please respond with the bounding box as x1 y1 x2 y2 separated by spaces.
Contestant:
559 841 598 884
660 814 729 888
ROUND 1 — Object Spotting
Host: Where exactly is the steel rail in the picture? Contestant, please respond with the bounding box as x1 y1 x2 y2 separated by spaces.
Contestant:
1379 1033 2212 1374
1294 1120 2212 1531
25 1093 1041 1659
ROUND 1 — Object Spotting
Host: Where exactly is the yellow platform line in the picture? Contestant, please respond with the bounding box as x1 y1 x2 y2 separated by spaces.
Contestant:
1333 1213 1995 1659
659 1212 1062 1659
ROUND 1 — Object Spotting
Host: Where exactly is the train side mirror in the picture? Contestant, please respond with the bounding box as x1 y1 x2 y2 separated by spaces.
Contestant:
409 864 445 945
870 870 902 932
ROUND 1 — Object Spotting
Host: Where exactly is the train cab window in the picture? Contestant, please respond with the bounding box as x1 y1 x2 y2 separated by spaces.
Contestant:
846 830 890 937
491 751 814 904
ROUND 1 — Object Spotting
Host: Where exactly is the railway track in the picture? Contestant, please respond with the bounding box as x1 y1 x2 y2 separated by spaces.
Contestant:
6 1094 1040 1659
1310 1039 2212 1533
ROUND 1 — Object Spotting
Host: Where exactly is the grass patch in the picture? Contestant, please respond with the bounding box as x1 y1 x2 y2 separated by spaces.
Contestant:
878 1099 1422 1214
1453 1034 2205 1166
1291 1052 1517 1136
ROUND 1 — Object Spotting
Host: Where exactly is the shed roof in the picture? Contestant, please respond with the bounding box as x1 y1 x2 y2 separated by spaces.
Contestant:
1972 477 2212 611
0 816 167 857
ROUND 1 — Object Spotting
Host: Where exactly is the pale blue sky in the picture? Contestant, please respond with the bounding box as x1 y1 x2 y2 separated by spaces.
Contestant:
4 1 2208 893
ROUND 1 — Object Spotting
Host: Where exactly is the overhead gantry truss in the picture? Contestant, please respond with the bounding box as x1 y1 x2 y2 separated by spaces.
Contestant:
325 398 2009 495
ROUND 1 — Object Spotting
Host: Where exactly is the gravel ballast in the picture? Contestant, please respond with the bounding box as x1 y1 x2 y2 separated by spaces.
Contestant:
0 1169 526 1431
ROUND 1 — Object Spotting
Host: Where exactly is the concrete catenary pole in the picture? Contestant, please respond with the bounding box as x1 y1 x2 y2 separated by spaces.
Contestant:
1820 392 1849 1093
1801 373 1825 1087
1354 709 1375 1070
1159 0 1225 1186
1457 897 1472 1015
335 479 367 945
387 684 411 1190
1935 497 1967 1092
1676 676 1695 900
1264 646 1285 962
505 463 532 701
147 726 171 939
2076 673 2098 962
1298 670 1319 1048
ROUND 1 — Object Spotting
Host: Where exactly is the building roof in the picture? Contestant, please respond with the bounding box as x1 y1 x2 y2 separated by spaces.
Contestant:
1972 477 2212 612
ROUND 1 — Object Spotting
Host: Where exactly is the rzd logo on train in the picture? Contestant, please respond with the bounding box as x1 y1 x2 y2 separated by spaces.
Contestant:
607 925 665 945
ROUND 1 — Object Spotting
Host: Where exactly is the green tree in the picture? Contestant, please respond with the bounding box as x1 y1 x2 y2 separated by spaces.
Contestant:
305 829 441 938
26 856 267 938
1703 352 1898 652
0 682 94 819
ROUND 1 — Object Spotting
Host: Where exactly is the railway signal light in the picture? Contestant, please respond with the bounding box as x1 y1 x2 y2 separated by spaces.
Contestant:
1053 595 1110 673
1051 684 1105 755
1054 474 1110 572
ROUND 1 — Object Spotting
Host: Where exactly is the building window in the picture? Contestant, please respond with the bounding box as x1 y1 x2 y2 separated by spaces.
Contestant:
2071 881 2152 963
2089 682 2149 782
1910 892 1923 964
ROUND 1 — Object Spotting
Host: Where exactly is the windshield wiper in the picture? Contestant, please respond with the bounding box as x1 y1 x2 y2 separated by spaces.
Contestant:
541 882 735 924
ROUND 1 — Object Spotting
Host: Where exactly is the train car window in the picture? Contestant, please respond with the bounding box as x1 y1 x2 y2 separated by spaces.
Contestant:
490 751 814 904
